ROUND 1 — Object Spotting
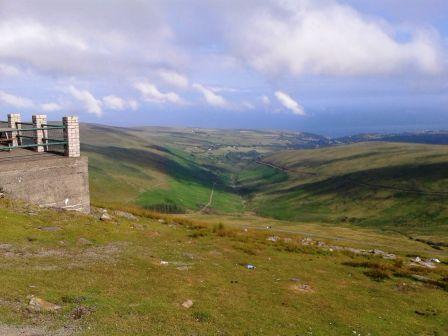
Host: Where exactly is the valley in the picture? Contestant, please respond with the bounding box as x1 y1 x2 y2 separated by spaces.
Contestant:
0 124 447 335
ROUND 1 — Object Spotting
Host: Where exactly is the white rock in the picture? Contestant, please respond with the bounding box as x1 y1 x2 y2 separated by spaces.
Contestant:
100 213 112 221
182 299 193 308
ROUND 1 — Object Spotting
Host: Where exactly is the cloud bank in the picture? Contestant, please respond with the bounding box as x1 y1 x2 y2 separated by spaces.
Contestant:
0 0 445 122
230 1 443 76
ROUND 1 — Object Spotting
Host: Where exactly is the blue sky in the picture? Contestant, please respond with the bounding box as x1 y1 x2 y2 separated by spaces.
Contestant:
0 0 447 136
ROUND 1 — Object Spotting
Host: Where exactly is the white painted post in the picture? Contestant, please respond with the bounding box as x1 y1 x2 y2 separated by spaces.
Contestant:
63 116 80 157
32 115 47 152
7 113 21 146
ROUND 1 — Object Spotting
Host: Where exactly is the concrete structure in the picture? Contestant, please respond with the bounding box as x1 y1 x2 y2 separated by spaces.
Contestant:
63 116 80 157
7 114 21 146
32 115 47 152
0 114 90 213
0 152 90 212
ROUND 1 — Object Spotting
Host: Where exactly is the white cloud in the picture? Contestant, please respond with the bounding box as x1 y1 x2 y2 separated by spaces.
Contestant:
242 101 255 110
103 95 139 111
158 69 189 88
0 63 20 76
275 91 305 115
134 81 185 105
68 86 102 116
128 99 139 111
261 95 270 105
0 3 186 77
231 1 443 76
192 83 228 107
41 102 62 112
0 90 34 108
103 95 126 110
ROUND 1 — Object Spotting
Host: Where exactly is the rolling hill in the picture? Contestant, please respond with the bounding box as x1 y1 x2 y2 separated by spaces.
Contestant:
249 142 448 234
1 125 447 335
80 124 329 214
81 124 448 235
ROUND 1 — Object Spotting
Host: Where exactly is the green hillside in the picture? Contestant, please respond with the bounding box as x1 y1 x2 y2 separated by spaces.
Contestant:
81 125 448 235
81 124 244 214
81 124 327 215
247 142 448 234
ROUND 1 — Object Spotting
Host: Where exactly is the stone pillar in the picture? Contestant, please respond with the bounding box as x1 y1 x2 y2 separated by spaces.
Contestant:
63 116 80 157
7 113 21 146
32 115 47 152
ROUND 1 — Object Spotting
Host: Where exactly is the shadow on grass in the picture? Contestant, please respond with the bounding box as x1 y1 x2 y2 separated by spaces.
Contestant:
82 144 224 189
272 161 448 198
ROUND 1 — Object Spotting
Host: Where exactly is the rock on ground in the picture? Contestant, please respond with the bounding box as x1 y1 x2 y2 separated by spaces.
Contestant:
28 295 61 312
115 211 138 220
182 299 194 308
100 213 112 221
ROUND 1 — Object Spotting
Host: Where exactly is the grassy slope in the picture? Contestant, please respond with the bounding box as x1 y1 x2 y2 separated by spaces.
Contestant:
246 142 448 234
0 200 446 335
83 124 448 234
81 124 328 214
81 124 243 213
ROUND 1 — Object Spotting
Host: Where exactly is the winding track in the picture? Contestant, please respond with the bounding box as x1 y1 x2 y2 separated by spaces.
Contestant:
198 182 216 213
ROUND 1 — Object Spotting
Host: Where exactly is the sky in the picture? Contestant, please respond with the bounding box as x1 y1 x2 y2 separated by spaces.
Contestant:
0 0 447 136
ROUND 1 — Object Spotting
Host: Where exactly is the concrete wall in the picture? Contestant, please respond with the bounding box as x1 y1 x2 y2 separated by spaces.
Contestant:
0 156 90 213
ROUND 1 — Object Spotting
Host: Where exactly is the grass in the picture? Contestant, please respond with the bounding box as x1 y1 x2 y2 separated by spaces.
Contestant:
3 124 448 334
245 142 448 234
81 125 244 214
81 124 448 235
0 199 447 335
137 178 243 213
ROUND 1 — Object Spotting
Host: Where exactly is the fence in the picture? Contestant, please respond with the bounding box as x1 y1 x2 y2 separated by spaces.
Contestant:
0 114 80 157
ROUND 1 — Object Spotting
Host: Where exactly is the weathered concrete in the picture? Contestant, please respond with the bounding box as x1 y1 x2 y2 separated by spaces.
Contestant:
0 152 90 213
32 115 47 152
63 116 80 158
7 114 21 146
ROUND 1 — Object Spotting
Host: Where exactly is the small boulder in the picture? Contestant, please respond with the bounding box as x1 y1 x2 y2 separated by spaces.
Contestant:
28 296 61 312
115 211 138 220
182 299 194 309
100 213 112 221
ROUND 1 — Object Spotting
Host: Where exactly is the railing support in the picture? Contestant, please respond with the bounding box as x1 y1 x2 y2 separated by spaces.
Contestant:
32 115 48 152
7 113 21 146
63 116 80 157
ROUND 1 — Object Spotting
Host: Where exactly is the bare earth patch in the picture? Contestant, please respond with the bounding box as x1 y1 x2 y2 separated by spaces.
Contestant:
0 324 77 336
289 283 314 293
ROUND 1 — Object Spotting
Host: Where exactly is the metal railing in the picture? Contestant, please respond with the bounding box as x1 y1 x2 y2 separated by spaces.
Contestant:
0 122 67 153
